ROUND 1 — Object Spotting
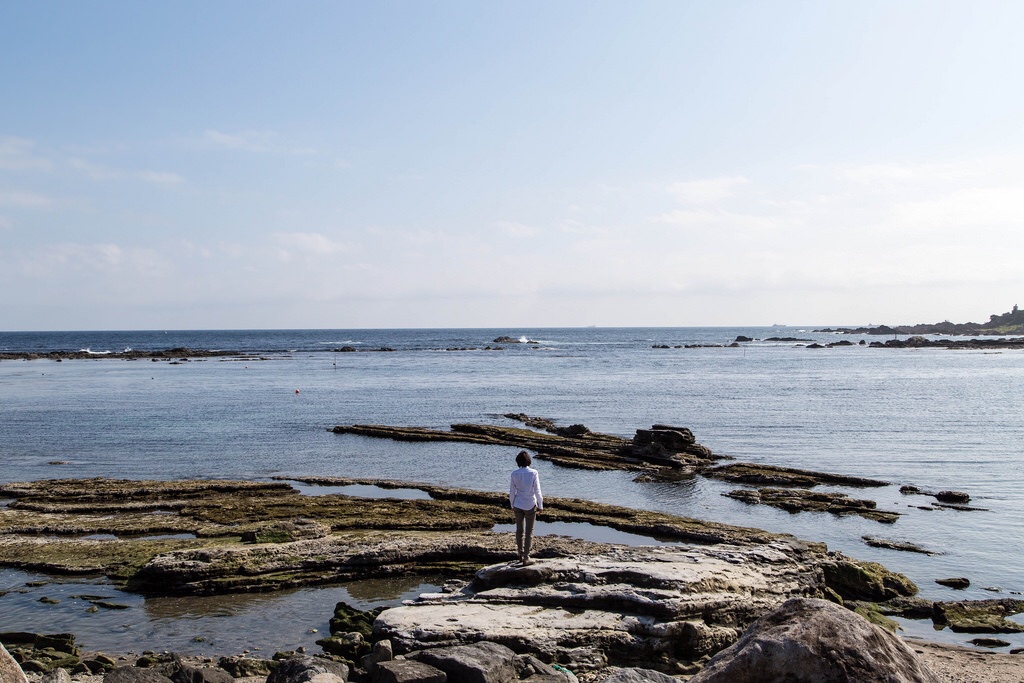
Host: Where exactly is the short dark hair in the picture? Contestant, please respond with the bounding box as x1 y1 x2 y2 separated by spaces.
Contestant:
516 450 532 467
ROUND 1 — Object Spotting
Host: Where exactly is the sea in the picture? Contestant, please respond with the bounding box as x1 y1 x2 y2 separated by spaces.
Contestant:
1 327 1023 655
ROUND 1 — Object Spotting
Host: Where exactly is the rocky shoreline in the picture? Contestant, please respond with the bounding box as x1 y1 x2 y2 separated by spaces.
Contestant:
3 475 1023 681
816 305 1024 338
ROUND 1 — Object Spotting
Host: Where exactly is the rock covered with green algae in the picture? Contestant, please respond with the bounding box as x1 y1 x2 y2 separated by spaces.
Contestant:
820 557 918 602
0 632 79 673
933 599 1024 634
0 476 793 591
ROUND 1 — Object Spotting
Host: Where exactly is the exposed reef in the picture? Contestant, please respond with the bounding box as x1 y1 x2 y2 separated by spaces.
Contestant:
0 348 249 362
332 416 912 523
332 417 723 475
0 477 790 594
2 477 1020 680
723 487 900 523
706 462 887 488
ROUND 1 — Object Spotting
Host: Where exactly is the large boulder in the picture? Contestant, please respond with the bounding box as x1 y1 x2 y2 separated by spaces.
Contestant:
266 656 349 683
411 643 516 683
688 597 939 683
1 643 28 683
375 545 822 672
372 660 446 683
167 657 235 683
598 668 678 683
104 668 174 683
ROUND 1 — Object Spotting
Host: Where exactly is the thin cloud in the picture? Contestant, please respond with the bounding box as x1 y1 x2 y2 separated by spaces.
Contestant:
68 158 119 180
68 158 184 186
893 186 1024 232
0 189 55 208
655 208 778 233
830 159 990 185
138 171 185 186
273 231 350 255
495 221 540 238
204 129 267 151
14 242 171 278
202 129 317 156
669 176 749 205
0 137 53 171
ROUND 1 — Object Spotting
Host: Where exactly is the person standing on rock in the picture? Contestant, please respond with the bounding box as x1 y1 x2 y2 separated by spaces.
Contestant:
510 450 543 565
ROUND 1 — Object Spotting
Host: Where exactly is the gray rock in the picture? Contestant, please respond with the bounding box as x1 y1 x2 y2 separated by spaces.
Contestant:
363 640 396 678
372 660 447 683
935 491 970 504
969 638 1011 648
689 597 939 683
40 669 71 683
266 656 350 683
373 641 394 663
1 643 28 683
412 643 516 683
599 668 678 683
104 667 175 683
217 657 274 678
169 658 235 683
555 648 605 673
511 655 574 683
377 545 816 667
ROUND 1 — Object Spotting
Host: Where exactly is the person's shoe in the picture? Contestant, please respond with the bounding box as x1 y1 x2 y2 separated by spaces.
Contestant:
522 557 536 566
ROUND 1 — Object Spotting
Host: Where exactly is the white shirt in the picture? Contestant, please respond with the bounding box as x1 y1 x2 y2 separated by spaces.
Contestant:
509 466 543 511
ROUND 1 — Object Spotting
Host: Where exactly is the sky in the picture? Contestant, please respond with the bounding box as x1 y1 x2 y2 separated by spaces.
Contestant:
2 1 1023 330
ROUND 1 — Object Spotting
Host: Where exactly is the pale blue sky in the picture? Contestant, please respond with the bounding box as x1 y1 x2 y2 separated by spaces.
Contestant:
2 1 1023 330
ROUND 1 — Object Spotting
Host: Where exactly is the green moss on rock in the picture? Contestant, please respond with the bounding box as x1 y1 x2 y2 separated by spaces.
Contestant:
934 599 1024 633
822 557 917 602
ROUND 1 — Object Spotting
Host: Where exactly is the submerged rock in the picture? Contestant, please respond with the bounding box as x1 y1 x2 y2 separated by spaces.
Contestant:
708 463 887 488
725 488 900 523
862 537 935 554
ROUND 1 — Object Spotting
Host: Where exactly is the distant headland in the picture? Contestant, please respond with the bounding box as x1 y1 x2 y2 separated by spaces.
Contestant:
817 304 1024 336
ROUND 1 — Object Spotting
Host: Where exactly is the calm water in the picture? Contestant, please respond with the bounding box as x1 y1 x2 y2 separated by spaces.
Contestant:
2 327 1023 652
